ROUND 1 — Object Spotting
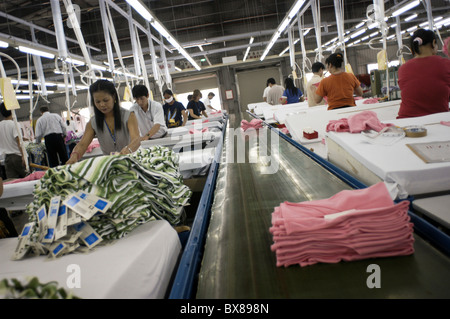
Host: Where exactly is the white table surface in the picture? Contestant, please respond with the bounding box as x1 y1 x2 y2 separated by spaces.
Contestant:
0 220 181 299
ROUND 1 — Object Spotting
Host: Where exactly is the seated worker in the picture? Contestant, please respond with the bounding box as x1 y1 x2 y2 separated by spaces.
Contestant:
306 62 327 107
315 53 363 110
397 29 450 119
187 89 208 120
66 79 141 164
281 77 304 104
163 89 188 128
131 85 168 140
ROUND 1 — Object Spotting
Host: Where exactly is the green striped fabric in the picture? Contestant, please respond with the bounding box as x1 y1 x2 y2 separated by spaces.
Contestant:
24 146 192 250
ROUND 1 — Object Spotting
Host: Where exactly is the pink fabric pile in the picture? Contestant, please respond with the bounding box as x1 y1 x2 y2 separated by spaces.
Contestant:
270 183 415 267
86 139 100 153
363 98 379 104
241 118 264 131
4 171 46 184
326 110 393 133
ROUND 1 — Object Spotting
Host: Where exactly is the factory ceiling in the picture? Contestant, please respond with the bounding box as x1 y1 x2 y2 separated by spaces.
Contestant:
0 0 448 97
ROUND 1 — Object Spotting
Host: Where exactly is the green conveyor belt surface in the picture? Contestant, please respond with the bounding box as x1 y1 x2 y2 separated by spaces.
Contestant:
196 113 450 299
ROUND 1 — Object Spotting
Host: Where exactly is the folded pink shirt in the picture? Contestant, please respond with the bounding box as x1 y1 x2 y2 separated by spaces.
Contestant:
270 182 415 267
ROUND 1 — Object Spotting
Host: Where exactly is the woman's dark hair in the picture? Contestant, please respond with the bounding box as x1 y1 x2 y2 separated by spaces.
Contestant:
284 77 299 96
410 28 436 55
89 79 121 132
0 102 11 118
163 89 173 96
312 62 325 73
325 52 344 69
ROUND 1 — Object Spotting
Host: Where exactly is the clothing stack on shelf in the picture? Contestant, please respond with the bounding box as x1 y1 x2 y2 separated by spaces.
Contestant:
13 146 192 260
270 183 415 267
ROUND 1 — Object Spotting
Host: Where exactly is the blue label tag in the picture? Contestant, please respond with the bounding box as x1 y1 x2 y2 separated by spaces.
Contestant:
73 222 85 232
94 200 108 210
79 192 87 199
53 243 64 255
58 205 67 216
21 225 31 236
45 228 55 239
66 196 80 207
84 233 99 245
38 208 46 220
50 208 58 217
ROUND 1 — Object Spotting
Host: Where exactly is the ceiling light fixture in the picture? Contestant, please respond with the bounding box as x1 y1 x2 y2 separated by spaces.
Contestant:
391 0 420 17
243 37 254 62
126 0 201 71
260 0 307 61
404 13 417 22
18 46 55 59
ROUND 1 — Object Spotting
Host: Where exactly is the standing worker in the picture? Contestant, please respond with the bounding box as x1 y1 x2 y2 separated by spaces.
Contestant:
34 106 68 168
315 53 363 110
187 89 208 120
131 85 167 140
202 92 218 113
266 79 285 105
306 62 327 107
163 89 188 128
281 77 304 104
0 102 27 179
397 29 450 119
66 79 141 164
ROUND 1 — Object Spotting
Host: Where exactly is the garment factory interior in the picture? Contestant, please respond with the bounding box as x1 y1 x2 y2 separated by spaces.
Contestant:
0 0 450 301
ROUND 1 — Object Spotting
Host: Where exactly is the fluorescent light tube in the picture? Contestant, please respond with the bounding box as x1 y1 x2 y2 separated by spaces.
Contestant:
125 0 153 22
392 0 420 17
18 46 55 59
0 40 8 48
288 0 306 19
404 14 417 22
350 28 367 38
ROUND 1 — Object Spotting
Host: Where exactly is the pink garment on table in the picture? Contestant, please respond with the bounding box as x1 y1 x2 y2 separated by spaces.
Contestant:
440 121 450 127
86 140 100 153
269 182 414 267
326 111 392 133
347 110 393 133
189 127 209 134
4 171 46 184
326 118 350 132
363 98 379 104
241 119 263 131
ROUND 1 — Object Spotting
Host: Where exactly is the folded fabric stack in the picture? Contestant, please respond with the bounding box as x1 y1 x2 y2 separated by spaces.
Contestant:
16 146 191 259
326 110 392 133
241 118 263 131
270 183 414 267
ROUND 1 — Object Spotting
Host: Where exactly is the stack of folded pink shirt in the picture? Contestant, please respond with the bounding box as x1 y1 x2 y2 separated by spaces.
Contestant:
241 118 263 131
270 182 414 267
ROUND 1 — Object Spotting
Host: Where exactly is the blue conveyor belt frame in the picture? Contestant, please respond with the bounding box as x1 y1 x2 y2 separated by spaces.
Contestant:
169 116 228 299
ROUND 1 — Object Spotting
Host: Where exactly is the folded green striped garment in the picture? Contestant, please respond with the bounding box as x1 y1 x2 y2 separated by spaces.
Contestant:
22 146 192 256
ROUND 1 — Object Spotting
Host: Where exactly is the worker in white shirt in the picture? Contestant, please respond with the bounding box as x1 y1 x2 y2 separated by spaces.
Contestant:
202 92 218 113
35 106 68 168
130 85 167 141
0 103 27 178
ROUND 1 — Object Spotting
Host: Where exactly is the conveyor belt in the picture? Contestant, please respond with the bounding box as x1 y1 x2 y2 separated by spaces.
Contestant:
195 112 450 299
